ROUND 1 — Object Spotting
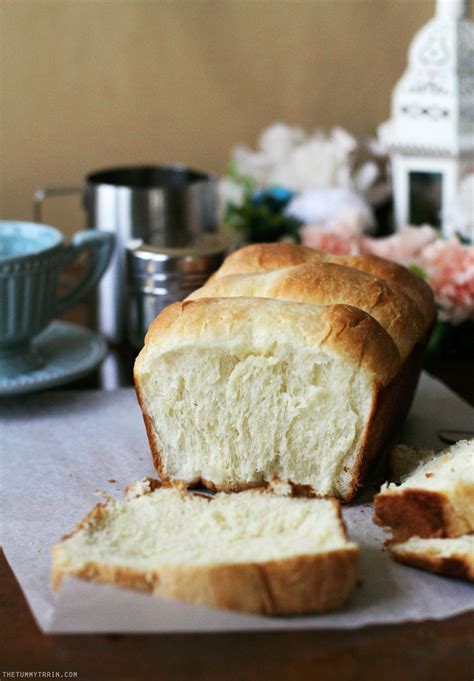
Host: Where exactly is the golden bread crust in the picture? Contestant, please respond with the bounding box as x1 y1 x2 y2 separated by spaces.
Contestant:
390 543 474 582
373 488 474 541
329 254 436 329
136 297 401 387
213 244 435 332
188 261 424 361
214 242 319 277
52 550 358 614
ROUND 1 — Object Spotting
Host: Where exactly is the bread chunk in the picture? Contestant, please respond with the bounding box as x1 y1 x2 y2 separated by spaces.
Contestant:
52 480 359 615
390 535 474 582
374 439 474 540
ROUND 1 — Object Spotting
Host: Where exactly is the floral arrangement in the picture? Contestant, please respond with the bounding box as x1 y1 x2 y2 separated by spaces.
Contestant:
303 221 474 357
220 123 474 356
302 221 473 323
220 122 390 206
220 123 391 241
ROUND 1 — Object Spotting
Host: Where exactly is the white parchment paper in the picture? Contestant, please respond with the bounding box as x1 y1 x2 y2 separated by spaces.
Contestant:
1 373 473 633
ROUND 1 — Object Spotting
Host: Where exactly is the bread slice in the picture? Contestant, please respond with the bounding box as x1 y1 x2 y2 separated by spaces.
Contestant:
390 535 474 582
134 297 401 501
51 479 359 615
189 260 424 361
374 439 474 541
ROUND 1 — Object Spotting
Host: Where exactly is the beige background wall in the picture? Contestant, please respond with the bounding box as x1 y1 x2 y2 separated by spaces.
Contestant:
1 0 472 236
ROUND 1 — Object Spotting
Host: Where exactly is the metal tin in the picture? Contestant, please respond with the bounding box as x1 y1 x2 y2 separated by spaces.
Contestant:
34 165 218 343
127 235 229 349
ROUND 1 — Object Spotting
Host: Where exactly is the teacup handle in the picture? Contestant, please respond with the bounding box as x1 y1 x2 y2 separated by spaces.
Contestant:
55 230 115 315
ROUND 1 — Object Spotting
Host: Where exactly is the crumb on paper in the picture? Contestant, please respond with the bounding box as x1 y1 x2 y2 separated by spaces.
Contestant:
94 489 112 500
125 478 154 499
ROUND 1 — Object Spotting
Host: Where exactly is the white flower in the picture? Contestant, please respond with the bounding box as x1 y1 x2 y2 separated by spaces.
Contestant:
217 178 245 219
228 122 388 203
352 162 379 195
286 188 374 231
232 145 271 186
259 123 306 164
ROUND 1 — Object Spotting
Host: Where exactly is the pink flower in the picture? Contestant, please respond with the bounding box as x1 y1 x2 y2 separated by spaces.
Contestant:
300 227 362 254
299 217 473 325
421 238 474 325
300 217 364 255
362 225 439 266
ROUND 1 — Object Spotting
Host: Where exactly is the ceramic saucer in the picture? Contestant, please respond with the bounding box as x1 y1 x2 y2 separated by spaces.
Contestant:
0 321 107 396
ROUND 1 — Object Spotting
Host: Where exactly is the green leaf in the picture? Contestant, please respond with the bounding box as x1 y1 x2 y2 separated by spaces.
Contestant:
408 263 427 280
427 320 451 356
226 163 256 195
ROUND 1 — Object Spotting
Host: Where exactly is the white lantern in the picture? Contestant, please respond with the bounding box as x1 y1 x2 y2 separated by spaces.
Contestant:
379 0 474 240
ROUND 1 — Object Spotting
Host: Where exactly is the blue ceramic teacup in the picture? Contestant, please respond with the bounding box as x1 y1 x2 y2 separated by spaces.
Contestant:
0 221 114 378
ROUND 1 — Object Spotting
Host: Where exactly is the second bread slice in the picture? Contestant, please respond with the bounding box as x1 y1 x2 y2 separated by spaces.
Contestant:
52 480 359 615
390 535 474 582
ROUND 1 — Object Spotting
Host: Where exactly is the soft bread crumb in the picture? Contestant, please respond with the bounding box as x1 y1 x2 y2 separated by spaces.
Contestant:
136 298 379 500
382 440 474 494
268 479 293 496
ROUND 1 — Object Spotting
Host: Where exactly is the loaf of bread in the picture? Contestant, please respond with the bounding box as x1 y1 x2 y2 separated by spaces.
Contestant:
374 439 474 541
51 479 359 614
135 243 436 501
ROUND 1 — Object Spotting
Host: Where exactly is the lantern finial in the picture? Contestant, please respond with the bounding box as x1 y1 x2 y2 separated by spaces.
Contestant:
435 0 468 20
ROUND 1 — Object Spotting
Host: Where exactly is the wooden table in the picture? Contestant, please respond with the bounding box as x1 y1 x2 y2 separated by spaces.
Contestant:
1 306 473 681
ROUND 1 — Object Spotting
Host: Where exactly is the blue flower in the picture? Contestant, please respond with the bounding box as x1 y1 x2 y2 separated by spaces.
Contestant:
267 186 294 203
251 186 294 209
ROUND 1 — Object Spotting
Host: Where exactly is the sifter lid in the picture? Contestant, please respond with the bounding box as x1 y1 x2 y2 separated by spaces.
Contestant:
127 234 233 277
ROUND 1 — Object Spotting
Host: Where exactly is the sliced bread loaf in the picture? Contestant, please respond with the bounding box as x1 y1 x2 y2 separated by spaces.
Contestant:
390 535 474 582
374 439 474 541
135 243 434 502
52 480 359 615
134 297 401 500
